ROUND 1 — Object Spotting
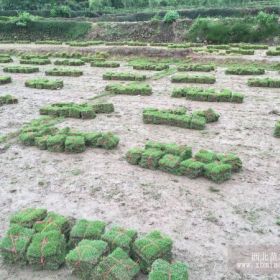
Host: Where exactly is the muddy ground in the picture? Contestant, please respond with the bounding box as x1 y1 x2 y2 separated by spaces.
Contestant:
0 46 280 280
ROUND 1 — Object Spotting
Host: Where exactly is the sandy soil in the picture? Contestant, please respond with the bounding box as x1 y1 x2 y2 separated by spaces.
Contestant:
0 48 280 280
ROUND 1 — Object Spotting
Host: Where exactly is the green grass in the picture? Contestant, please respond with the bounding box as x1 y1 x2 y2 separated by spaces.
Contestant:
106 82 152 95
25 78 63 90
171 74 216 84
248 77 280 88
3 66 39 73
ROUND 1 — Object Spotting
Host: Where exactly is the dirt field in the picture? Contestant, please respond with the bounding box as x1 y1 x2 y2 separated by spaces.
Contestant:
0 46 280 280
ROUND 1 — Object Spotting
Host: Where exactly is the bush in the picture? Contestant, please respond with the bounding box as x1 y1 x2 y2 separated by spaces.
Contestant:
25 78 63 90
93 248 140 280
4 66 39 73
132 230 173 273
177 64 215 72
171 74 216 84
225 66 265 75
10 208 47 228
187 13 279 44
0 76 12 85
45 68 83 77
20 58 51 65
66 240 109 279
0 94 18 105
149 259 189 280
248 78 280 88
101 226 137 253
27 230 66 270
0 224 34 265
69 219 106 247
163 10 179 24
0 19 91 41
274 120 280 138
103 72 146 81
91 61 120 68
172 87 244 103
106 82 152 96
54 59 85 66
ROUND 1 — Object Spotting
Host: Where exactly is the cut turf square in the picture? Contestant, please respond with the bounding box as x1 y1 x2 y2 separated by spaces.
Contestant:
0 224 34 264
10 208 47 228
204 162 232 183
92 247 140 280
179 159 205 178
26 230 66 270
158 154 181 175
101 226 137 253
132 230 173 273
66 240 109 279
148 259 189 280
139 149 165 170
69 219 106 247
33 212 70 235
65 136 86 153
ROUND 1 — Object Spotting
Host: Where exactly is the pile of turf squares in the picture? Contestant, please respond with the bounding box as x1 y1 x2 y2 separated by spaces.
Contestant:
143 107 220 130
274 120 280 138
18 117 119 153
40 102 114 119
0 208 189 279
0 95 18 106
126 141 242 183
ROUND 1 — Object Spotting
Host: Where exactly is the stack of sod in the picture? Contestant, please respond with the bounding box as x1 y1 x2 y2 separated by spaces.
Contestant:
0 224 34 265
3 66 39 73
143 107 219 130
172 87 244 103
230 43 268 50
247 78 280 88
127 41 147 46
45 68 83 77
274 120 280 138
25 78 63 90
106 42 127 46
266 50 280 56
26 230 66 270
148 259 189 280
132 63 169 71
91 61 120 68
35 40 63 45
0 76 12 85
92 102 114 113
132 231 173 273
66 240 109 279
177 64 215 72
103 72 146 81
19 117 120 152
52 52 82 59
33 211 70 235
226 49 254 55
101 226 137 253
40 103 96 119
171 74 216 84
54 59 85 66
126 142 242 183
225 66 265 75
106 82 152 96
207 45 230 50
20 58 51 65
0 56 13 63
92 248 140 280
82 56 105 63
69 219 106 248
0 94 18 105
67 41 104 47
21 54 49 59
10 208 47 228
